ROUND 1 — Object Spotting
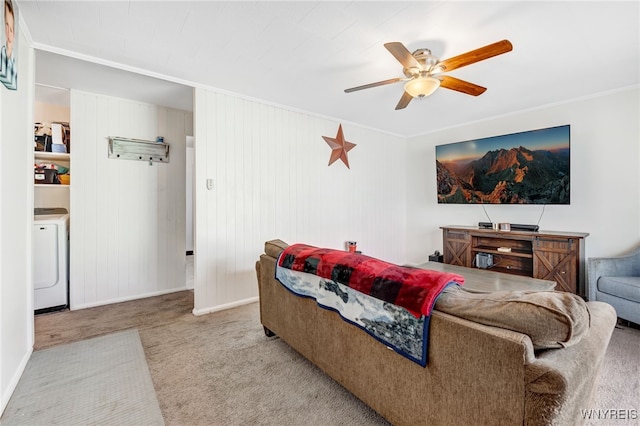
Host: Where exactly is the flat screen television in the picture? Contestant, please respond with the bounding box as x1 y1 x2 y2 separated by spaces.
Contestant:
436 125 570 204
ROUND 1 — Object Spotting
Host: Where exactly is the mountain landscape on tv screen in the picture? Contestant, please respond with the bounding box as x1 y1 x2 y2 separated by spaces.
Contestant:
437 146 570 204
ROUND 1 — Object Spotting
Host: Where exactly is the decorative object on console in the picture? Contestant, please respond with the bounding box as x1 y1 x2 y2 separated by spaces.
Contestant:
344 40 512 110
428 250 443 263
498 222 511 231
322 124 356 169
436 125 570 204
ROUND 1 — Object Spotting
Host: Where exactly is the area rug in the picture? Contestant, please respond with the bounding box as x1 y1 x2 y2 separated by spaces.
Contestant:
1 329 164 425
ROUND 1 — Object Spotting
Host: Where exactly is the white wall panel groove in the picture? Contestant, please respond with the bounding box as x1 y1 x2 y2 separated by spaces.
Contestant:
70 90 192 309
194 88 407 313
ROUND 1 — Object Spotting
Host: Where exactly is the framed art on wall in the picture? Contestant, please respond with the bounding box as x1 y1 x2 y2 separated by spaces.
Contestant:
436 125 570 205
1 0 18 91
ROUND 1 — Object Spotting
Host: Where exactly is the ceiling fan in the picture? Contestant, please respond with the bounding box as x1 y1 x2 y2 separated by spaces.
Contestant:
344 40 513 110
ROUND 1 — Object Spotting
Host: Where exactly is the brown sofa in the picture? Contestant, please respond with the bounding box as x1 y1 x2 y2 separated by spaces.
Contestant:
256 240 616 425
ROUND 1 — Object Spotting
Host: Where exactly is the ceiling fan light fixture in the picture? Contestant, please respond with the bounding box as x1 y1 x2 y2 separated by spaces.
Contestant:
404 76 440 98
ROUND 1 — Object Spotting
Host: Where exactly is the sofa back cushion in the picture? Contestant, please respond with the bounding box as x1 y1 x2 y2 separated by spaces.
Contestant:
435 286 591 349
264 239 590 349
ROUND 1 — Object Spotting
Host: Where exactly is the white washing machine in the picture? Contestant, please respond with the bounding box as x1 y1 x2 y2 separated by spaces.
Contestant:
34 208 69 312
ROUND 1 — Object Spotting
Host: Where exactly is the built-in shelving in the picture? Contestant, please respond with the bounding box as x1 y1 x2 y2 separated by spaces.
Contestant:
473 245 532 258
34 151 70 188
34 84 71 199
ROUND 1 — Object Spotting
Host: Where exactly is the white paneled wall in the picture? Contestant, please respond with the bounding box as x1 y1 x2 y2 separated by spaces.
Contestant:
70 90 193 309
1 29 35 415
193 89 407 314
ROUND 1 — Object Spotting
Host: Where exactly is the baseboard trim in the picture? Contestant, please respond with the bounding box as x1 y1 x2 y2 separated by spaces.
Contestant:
192 297 258 316
70 287 189 311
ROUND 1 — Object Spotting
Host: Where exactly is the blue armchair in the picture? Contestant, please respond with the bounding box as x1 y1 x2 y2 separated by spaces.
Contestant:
588 247 640 325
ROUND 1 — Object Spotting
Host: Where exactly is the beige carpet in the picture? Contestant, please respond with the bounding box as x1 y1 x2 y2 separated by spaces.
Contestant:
585 323 640 426
31 291 387 425
24 291 640 425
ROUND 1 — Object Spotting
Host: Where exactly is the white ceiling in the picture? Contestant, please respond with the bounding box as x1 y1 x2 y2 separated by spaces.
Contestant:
19 1 640 137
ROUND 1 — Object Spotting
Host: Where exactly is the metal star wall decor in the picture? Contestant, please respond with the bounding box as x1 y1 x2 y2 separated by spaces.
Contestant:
322 124 357 169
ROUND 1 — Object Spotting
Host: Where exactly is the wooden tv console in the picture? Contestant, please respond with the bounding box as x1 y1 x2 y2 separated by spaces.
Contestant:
441 226 589 296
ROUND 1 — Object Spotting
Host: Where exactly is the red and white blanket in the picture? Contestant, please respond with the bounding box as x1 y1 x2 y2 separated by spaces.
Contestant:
275 244 465 366
278 244 464 317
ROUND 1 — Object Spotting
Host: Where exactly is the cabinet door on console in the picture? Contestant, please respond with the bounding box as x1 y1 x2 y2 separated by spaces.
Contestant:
533 238 578 293
443 229 472 267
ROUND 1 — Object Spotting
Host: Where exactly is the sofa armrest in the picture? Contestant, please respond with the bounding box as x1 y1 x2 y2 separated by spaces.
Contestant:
588 249 640 301
524 301 616 425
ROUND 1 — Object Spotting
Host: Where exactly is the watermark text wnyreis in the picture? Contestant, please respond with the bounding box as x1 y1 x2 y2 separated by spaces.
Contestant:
582 409 638 421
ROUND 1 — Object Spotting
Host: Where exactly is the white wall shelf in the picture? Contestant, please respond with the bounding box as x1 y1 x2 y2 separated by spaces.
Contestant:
108 137 169 165
34 151 70 161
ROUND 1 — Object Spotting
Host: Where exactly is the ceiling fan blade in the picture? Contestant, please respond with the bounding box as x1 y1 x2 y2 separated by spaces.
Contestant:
344 77 402 93
384 42 419 69
439 75 487 96
438 40 513 72
395 91 413 110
